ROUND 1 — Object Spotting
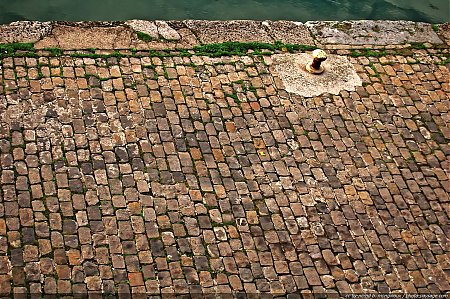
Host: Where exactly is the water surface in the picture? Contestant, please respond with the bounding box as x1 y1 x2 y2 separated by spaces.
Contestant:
0 0 448 24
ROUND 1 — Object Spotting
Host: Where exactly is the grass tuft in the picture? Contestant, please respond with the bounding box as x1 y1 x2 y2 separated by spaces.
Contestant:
43 48 64 56
0 42 35 57
193 41 316 57
432 24 439 32
137 31 153 42
409 42 427 50
350 49 387 57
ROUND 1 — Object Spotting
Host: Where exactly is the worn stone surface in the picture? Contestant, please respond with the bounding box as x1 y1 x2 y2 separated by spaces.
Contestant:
306 20 443 45
35 24 134 50
174 28 201 49
1 20 448 50
125 20 159 39
0 21 52 43
185 20 273 44
273 53 362 97
0 23 450 296
437 23 450 46
155 21 181 41
263 21 315 46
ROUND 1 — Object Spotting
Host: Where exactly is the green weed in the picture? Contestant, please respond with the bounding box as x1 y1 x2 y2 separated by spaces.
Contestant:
0 42 34 53
368 62 381 78
432 24 439 32
43 48 64 56
137 31 153 42
439 56 450 65
350 49 387 57
193 41 316 57
409 42 427 50
0 42 35 58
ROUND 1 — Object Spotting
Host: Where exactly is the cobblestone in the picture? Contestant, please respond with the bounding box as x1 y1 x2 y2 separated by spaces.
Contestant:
0 43 449 296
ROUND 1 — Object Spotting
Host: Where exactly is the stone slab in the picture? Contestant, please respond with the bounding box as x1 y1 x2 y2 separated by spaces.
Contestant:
174 28 201 49
184 20 273 44
0 21 52 43
272 53 362 97
262 21 315 46
1 20 448 51
437 23 450 46
306 20 443 45
35 24 133 50
155 21 181 40
125 20 159 39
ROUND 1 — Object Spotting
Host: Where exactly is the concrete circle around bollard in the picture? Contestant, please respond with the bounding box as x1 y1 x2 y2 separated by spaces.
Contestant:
274 52 362 97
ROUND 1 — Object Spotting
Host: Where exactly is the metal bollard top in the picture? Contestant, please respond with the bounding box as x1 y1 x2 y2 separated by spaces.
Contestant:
312 49 327 60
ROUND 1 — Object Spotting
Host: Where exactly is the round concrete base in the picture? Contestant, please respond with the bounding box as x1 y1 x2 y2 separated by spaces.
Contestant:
273 53 362 97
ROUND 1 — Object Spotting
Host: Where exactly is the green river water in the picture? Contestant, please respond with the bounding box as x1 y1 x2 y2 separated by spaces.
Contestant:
0 0 448 25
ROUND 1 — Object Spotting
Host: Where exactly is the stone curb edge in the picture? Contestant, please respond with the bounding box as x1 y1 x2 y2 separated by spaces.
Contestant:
0 20 449 50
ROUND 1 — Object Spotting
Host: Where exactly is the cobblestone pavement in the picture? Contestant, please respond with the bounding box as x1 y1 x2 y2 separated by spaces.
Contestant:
0 47 449 296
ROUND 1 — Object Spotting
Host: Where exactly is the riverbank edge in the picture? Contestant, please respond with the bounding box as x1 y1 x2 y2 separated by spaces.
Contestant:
0 20 449 51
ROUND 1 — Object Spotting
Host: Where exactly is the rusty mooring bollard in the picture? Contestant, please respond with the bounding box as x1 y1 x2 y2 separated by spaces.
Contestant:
306 49 327 74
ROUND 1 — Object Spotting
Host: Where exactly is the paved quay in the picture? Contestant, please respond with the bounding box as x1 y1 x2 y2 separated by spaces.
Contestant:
0 20 449 296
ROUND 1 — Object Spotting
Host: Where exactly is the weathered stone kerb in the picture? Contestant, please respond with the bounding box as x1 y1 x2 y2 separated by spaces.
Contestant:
0 20 448 50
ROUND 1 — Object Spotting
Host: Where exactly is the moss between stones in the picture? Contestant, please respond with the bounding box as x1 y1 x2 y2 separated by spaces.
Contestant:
0 42 35 57
43 47 64 56
332 22 352 32
0 42 34 53
136 31 153 42
0 41 447 65
439 55 450 65
409 42 428 49
350 49 387 57
0 41 317 59
193 41 317 57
